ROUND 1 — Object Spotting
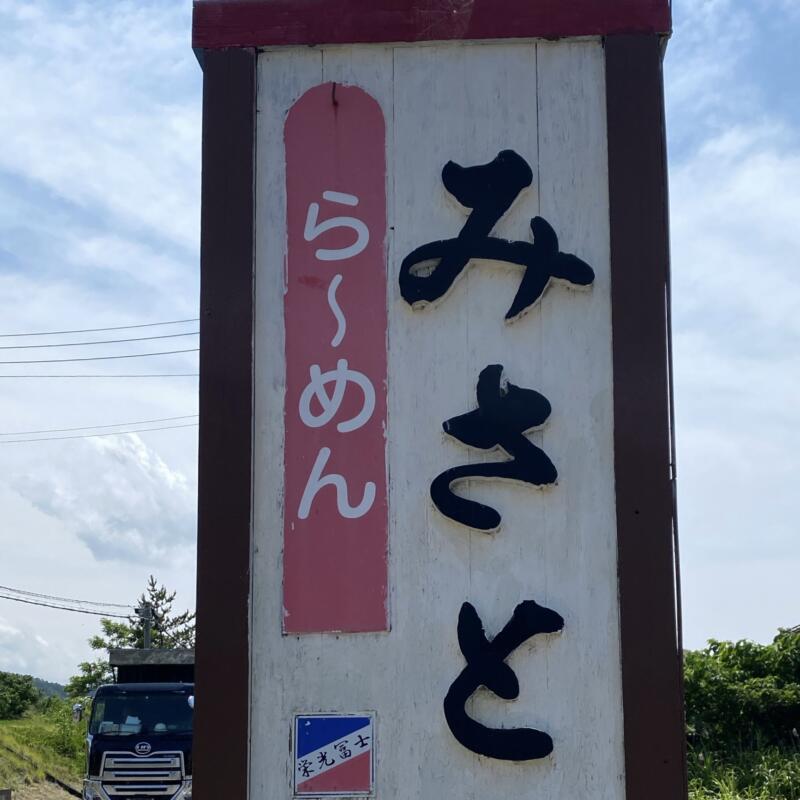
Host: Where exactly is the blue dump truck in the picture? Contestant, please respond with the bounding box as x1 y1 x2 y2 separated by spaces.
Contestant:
82 649 194 800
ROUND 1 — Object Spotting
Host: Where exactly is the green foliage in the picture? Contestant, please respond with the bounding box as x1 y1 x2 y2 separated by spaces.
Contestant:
67 575 195 697
686 627 800 799
42 698 88 773
688 747 800 799
0 672 39 719
132 575 196 650
0 726 45 791
65 659 113 698
0 703 86 788
685 629 800 753
0 681 83 790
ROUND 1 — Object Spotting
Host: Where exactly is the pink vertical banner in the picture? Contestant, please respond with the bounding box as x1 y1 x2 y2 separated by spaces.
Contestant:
283 83 388 633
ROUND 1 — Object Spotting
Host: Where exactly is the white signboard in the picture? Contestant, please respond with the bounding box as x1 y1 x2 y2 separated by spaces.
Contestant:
251 39 623 798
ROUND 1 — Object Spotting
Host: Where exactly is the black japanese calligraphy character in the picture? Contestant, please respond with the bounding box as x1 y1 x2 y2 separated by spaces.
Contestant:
317 750 335 767
298 758 315 778
431 364 557 532
354 734 370 749
444 599 564 761
399 150 595 320
334 740 352 759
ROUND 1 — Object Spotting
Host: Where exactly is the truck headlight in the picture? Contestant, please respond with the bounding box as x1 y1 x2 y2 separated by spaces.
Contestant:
83 780 104 800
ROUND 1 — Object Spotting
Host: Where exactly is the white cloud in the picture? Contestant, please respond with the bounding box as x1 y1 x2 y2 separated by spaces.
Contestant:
0 618 20 638
666 0 757 147
671 124 800 348
0 0 200 250
0 614 59 678
757 0 800 18
12 434 196 564
0 482 196 684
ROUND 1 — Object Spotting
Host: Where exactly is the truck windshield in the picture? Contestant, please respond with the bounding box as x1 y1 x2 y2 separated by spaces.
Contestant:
90 692 193 736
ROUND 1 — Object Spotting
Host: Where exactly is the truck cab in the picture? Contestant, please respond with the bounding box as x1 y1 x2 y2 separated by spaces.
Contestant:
83 650 194 800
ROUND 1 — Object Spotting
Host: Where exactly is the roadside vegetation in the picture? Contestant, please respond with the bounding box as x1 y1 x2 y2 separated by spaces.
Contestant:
686 628 800 799
0 687 85 793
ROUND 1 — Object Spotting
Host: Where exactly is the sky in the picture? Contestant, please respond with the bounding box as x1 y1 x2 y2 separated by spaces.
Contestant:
0 0 797 684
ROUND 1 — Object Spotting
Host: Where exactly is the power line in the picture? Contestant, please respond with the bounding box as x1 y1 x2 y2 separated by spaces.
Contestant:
0 593 131 618
0 318 199 338
0 348 199 365
0 423 198 444
0 415 199 437
0 584 134 610
0 373 200 378
0 331 199 350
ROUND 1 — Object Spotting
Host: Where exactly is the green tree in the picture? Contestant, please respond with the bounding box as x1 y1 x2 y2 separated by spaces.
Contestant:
685 627 800 755
129 575 196 650
0 671 39 719
65 658 114 698
66 576 195 698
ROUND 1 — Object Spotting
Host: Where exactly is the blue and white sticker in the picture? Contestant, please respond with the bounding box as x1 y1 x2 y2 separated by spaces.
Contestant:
293 713 375 797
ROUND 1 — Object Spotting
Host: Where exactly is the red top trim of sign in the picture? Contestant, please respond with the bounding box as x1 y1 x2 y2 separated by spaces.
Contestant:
192 0 671 50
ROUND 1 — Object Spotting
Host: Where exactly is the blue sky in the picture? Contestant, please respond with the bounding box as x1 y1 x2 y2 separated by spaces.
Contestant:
0 0 798 682
665 0 800 652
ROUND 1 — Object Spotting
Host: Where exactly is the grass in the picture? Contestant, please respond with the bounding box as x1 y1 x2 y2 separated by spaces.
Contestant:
688 746 800 799
0 728 44 791
0 711 84 793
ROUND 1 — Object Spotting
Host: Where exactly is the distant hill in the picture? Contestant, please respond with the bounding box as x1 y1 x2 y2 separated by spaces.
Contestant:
32 677 66 699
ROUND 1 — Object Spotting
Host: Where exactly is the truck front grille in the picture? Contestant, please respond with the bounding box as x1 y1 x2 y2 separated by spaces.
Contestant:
101 751 184 798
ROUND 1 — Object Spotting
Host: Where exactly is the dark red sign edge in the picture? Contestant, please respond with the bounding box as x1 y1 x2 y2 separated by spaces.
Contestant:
194 47 255 800
192 0 671 50
606 34 688 800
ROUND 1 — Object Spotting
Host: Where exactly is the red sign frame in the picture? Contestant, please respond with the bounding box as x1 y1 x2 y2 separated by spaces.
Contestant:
193 0 672 49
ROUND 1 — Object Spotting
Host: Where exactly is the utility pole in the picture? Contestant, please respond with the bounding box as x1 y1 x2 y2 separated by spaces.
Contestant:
136 602 153 649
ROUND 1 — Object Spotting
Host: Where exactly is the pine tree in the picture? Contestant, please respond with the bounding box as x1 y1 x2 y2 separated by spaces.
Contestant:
66 576 195 697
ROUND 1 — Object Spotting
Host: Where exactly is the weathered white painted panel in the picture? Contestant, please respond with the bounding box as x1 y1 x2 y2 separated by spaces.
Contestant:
534 40 622 797
251 40 623 799
251 46 322 800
